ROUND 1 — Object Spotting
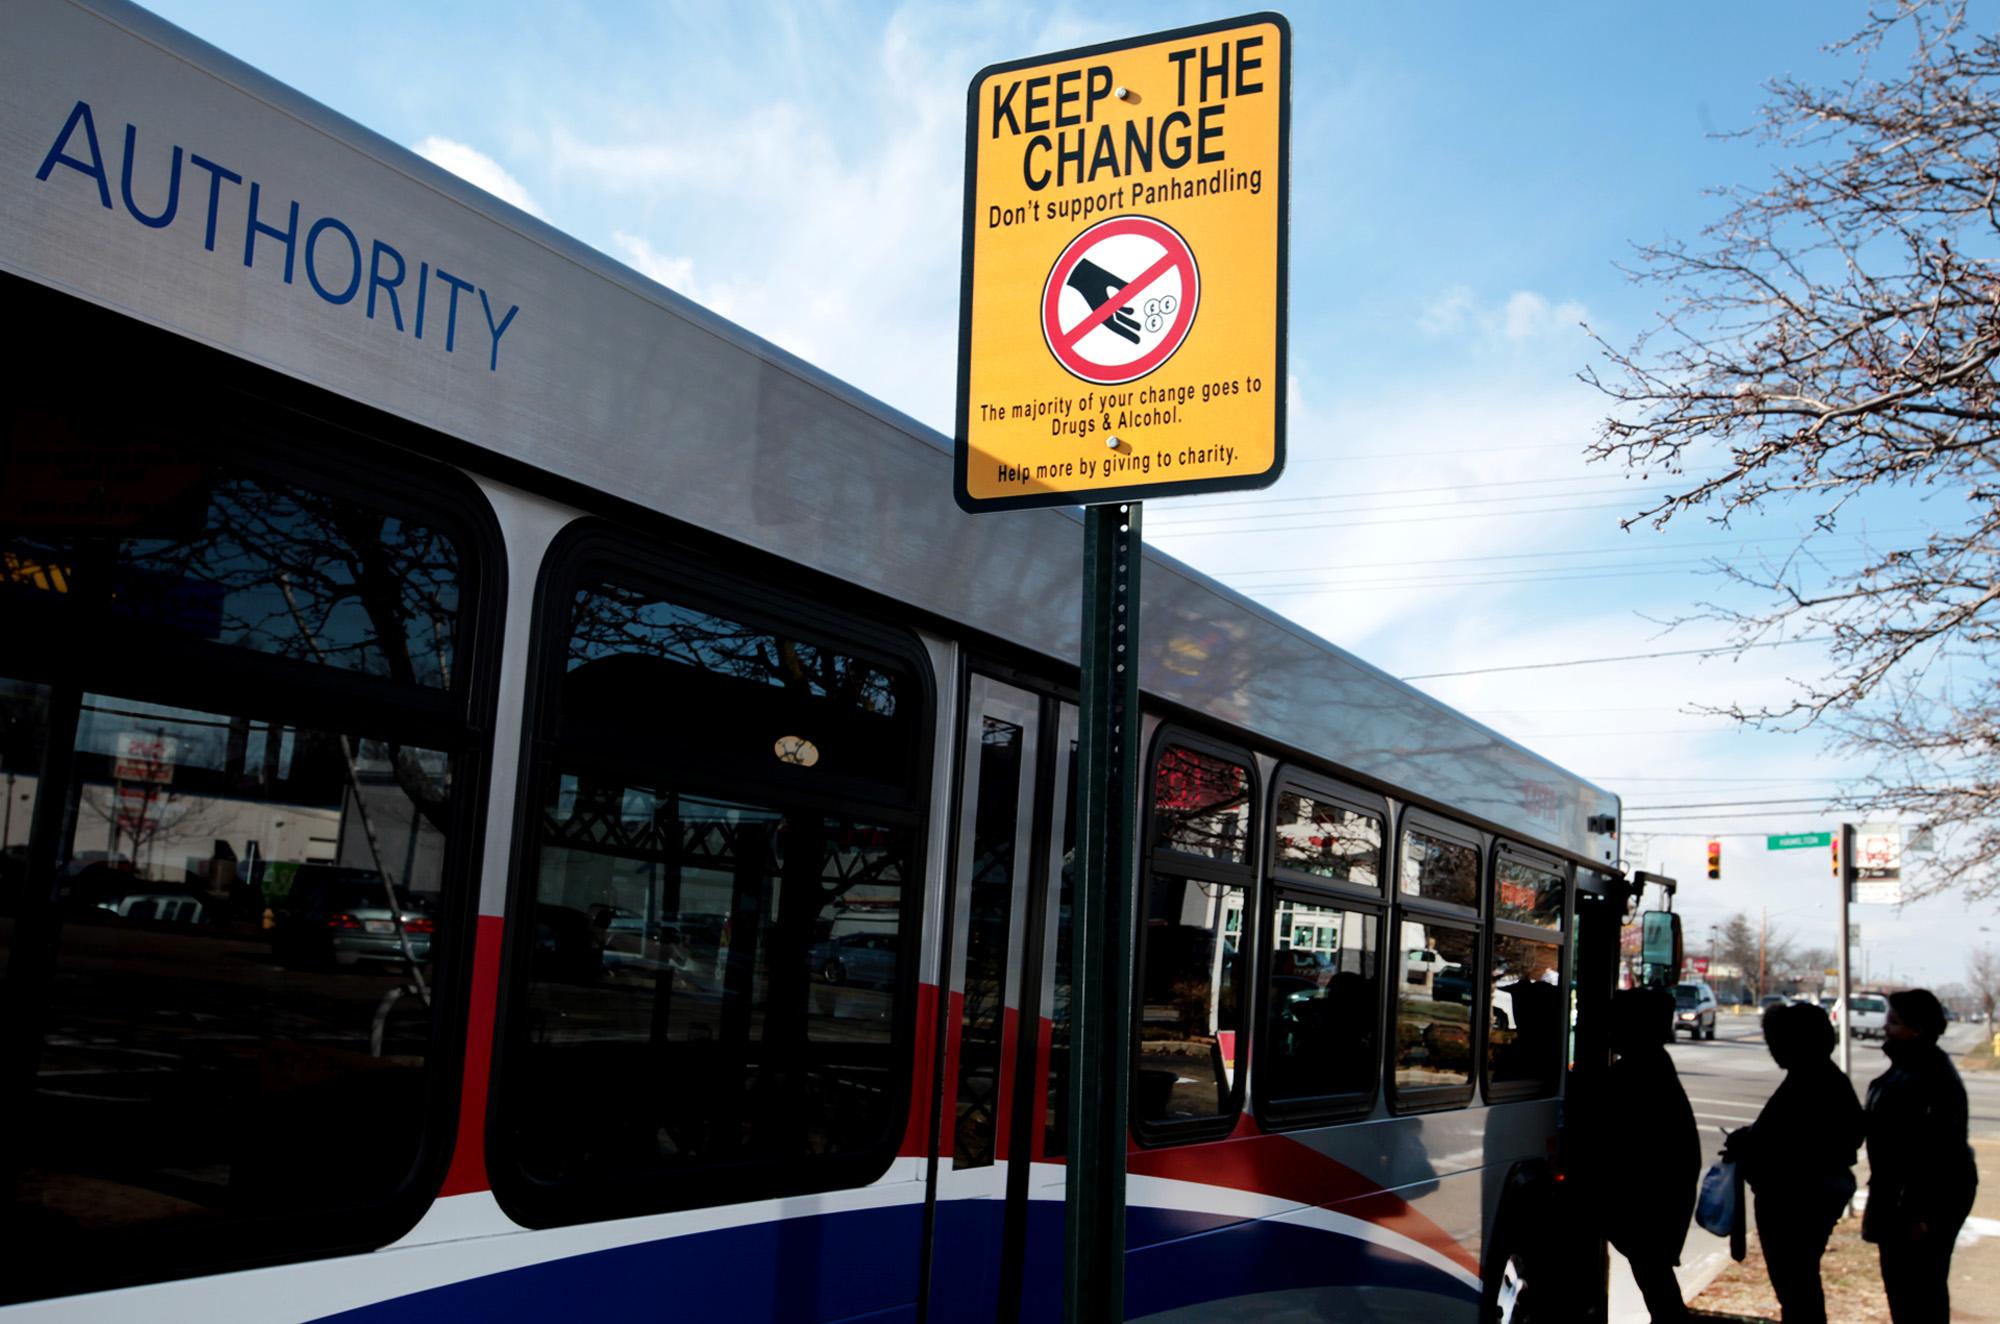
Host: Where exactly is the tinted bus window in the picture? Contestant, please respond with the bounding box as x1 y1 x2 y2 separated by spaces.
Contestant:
1495 857 1564 929
1399 827 1478 910
496 551 927 1219
1264 895 1379 1109
955 715 1024 1170
1136 873 1246 1124
1 383 487 1301
1272 790 1382 888
1392 919 1477 1094
1489 934 1564 1095
1152 745 1251 863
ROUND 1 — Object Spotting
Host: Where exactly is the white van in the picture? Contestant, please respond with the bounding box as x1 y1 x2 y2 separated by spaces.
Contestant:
1839 992 1890 1040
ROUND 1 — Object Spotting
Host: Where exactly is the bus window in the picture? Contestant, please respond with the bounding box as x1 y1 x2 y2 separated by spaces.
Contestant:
1392 919 1478 1098
1137 873 1246 1124
1 392 490 1301
1262 893 1380 1113
1495 857 1565 930
1400 826 1478 910
1151 744 1251 863
1488 933 1564 1095
1136 734 1257 1138
1272 789 1382 890
493 542 929 1222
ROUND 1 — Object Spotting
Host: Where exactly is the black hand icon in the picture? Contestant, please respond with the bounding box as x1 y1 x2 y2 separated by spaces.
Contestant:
1066 258 1142 344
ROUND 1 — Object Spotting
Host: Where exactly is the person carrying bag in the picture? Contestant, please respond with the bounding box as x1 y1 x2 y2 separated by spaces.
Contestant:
1725 1002 1863 1324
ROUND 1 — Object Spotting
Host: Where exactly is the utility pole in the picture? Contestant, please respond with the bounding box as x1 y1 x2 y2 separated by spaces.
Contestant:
1837 823 1854 1078
1759 907 1768 1001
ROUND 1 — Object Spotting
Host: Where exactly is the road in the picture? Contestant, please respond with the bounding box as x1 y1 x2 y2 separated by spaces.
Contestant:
1607 1010 2000 1321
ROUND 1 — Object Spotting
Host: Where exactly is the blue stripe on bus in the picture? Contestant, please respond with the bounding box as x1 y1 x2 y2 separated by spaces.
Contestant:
314 1204 923 1324
317 1197 1474 1323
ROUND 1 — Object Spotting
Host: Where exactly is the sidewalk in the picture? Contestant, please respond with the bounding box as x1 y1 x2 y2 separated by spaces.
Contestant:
1690 1135 2000 1322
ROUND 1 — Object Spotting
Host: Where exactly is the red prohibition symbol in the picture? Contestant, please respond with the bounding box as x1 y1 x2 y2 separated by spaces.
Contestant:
1041 215 1200 385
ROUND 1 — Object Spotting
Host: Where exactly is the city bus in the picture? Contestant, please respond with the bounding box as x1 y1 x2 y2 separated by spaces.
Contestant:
0 2 1630 1319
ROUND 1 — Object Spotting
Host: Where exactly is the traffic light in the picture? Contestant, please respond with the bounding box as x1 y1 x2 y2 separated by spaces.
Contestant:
1831 836 1840 876
1706 840 1721 880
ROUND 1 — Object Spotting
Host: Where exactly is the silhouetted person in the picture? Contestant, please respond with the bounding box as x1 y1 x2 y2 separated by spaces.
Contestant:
1606 987 1700 1323
1724 1002 1862 1323
1864 988 1977 1324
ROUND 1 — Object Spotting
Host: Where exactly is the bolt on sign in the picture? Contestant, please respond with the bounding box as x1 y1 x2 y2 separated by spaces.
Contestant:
955 14 1290 511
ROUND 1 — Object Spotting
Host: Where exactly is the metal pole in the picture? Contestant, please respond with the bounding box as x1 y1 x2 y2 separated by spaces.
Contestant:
1065 501 1141 1324
1838 823 1854 1078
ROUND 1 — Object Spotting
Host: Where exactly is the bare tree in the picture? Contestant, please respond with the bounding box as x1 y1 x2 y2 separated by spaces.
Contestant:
1587 2 2000 899
1970 945 2000 1023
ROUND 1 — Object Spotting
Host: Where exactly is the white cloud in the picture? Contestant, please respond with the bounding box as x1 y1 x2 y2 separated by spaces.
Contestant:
1417 284 1476 336
608 231 706 305
1418 285 1589 345
529 10 980 428
411 136 546 220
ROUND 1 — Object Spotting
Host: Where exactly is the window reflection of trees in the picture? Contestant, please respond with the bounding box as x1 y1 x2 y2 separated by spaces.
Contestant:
0 441 472 1296
1153 746 1250 862
507 571 923 1190
569 584 900 716
1273 792 1381 886
1400 830 1477 909
5 458 462 839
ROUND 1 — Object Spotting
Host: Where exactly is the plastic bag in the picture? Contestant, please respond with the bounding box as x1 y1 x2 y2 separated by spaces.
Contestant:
1695 1157 1738 1237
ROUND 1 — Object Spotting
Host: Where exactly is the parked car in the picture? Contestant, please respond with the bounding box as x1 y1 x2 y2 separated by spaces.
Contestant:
271 866 436 968
1674 980 1719 1040
1840 992 1890 1040
1758 993 1789 1013
811 931 897 989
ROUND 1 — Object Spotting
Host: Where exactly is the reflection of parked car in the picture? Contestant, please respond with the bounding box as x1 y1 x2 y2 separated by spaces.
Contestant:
97 892 205 924
1673 980 1718 1040
271 866 435 968
811 932 897 988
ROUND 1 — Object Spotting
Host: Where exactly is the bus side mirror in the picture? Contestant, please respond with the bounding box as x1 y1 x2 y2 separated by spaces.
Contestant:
1640 910 1682 983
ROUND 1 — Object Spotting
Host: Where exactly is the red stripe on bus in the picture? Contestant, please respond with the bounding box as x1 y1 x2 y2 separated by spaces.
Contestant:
935 987 964 1159
1029 1015 1054 1162
1127 1132 1480 1276
899 981 940 1157
994 1004 1019 1162
439 913 504 1196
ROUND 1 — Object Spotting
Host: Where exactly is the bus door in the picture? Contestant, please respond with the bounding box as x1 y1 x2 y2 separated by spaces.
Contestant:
924 678 1076 1323
1560 864 1628 1324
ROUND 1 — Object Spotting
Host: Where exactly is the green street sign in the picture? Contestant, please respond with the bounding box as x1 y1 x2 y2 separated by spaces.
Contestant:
1767 831 1833 850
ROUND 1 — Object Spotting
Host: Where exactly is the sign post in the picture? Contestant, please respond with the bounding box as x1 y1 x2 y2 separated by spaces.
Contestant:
956 15 1289 1322
1067 498 1141 1323
1838 823 1854 1077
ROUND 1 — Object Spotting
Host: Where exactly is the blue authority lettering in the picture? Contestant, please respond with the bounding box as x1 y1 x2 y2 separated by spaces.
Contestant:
35 99 522 373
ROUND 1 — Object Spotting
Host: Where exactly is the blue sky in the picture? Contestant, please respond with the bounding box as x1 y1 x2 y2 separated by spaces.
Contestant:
139 0 2000 986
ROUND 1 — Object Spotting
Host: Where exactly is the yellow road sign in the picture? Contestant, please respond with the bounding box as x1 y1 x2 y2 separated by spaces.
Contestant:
955 14 1289 511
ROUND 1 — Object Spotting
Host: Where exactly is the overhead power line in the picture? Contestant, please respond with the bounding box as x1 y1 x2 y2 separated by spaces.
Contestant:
1584 774 1860 783
1245 551 1879 597
1153 469 1713 515
1400 636 1829 681
1623 809 1847 823
1292 440 1599 463
1147 476 1711 526
1216 526 1928 578
1148 484 1666 530
1152 498 1644 538
1619 796 1837 811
